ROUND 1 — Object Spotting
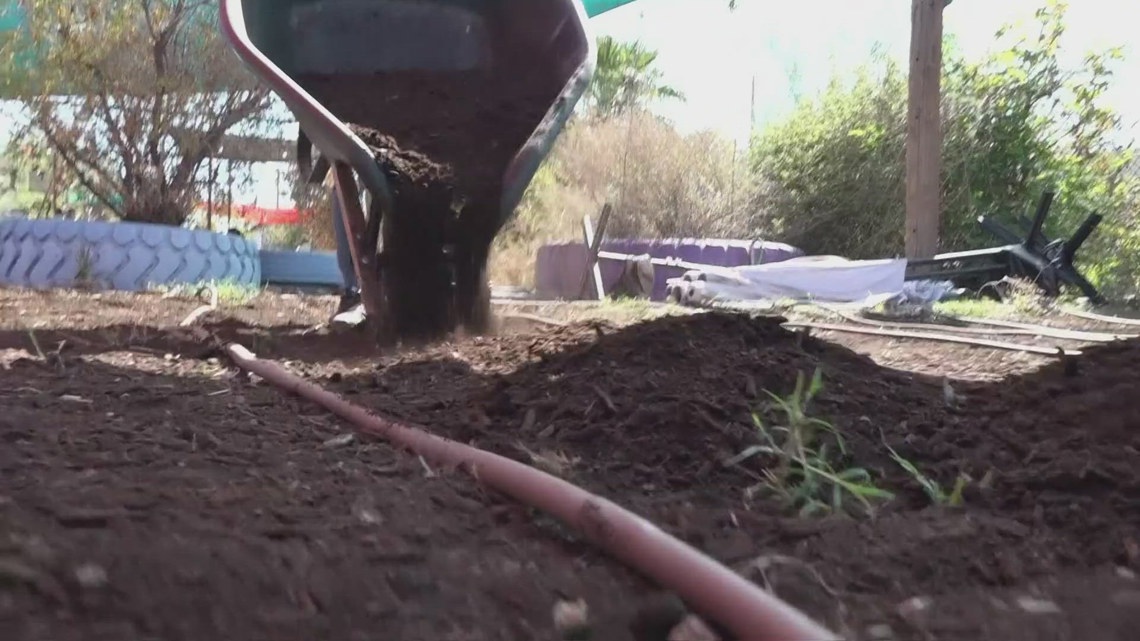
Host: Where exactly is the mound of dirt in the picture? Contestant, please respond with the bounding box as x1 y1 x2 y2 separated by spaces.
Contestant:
314 311 1140 638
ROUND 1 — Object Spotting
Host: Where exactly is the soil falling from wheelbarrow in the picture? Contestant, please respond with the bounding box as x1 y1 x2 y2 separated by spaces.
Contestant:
297 58 563 343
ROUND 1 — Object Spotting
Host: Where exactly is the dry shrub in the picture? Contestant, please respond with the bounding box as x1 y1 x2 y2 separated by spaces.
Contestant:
553 111 753 237
298 193 337 251
281 172 337 251
489 111 756 287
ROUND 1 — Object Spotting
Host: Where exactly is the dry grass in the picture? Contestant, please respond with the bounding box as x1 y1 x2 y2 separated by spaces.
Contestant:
489 111 758 288
297 193 337 251
517 445 581 478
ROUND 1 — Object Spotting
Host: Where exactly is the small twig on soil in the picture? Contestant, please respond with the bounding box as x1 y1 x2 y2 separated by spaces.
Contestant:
744 554 841 598
418 455 436 478
57 332 94 346
591 384 618 414
370 463 404 476
691 405 738 437
179 284 220 327
26 330 46 361
501 312 570 328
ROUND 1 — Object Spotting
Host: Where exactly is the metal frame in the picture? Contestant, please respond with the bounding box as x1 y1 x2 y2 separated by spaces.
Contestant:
905 191 1104 304
331 162 385 324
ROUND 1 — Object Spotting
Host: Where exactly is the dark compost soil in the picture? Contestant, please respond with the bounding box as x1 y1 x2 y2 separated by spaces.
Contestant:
296 21 565 342
2 289 1139 640
306 313 1140 639
0 292 643 641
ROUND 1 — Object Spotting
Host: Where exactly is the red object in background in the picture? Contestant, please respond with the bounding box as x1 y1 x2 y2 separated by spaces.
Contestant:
194 202 311 226
233 204 306 226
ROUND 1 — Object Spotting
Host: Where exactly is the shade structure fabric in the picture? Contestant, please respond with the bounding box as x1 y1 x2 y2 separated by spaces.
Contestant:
582 0 642 17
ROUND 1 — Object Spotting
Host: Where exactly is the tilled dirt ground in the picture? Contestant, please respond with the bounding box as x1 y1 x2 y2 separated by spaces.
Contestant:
1 288 1138 641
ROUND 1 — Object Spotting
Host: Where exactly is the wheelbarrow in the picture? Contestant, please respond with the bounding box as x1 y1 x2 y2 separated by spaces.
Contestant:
219 0 639 341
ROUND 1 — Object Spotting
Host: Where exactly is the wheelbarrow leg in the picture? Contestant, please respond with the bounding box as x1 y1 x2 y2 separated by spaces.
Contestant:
332 162 384 326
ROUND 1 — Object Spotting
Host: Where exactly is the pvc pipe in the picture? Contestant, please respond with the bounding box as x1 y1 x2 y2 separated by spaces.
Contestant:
956 314 1134 340
809 304 1132 342
224 343 838 641
1057 307 1140 327
783 321 1081 356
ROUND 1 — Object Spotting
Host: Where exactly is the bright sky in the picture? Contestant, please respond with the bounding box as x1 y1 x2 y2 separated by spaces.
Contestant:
243 0 1140 207
590 0 1140 144
5 0 1138 209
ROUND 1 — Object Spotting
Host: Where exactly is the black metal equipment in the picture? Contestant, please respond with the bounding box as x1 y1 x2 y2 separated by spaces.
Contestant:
904 191 1104 304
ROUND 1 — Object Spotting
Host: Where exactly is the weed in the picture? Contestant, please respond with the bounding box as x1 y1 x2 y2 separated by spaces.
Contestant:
934 298 1013 319
725 369 893 517
73 244 98 288
153 279 260 306
517 444 580 478
934 277 1052 319
881 435 969 507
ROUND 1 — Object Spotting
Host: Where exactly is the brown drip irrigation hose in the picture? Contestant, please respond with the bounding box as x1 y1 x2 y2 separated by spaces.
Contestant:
224 343 838 641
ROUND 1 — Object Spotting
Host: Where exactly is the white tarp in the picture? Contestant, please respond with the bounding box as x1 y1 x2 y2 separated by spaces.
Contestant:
667 256 908 306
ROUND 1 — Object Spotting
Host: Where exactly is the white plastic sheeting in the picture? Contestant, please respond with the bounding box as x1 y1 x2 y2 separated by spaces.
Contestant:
666 256 909 307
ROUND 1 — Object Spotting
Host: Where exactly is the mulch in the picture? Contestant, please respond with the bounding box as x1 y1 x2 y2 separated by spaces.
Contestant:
1 289 1138 640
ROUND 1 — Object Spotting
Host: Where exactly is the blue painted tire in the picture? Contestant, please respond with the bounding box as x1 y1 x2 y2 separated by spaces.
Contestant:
0 217 261 291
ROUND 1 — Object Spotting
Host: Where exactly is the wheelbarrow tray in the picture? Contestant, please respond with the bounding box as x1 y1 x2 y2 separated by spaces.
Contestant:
218 0 598 226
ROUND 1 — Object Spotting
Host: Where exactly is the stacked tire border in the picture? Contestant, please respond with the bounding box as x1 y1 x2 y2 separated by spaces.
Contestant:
0 217 261 291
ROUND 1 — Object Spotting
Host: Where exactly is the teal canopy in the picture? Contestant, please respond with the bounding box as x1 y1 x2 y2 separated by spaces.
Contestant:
582 0 641 17
0 1 23 31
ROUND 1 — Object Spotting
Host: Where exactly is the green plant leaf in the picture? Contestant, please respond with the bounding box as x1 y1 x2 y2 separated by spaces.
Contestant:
722 444 780 468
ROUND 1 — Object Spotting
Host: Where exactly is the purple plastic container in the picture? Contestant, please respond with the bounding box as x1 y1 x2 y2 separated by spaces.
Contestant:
534 238 803 301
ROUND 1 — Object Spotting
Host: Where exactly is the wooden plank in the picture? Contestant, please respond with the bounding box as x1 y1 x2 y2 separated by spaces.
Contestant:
578 204 612 300
905 0 944 259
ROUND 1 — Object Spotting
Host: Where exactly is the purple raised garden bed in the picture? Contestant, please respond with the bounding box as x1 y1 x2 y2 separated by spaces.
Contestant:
535 238 803 301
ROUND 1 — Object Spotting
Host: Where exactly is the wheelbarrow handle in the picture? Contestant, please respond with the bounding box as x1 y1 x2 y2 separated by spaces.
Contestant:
296 129 331 185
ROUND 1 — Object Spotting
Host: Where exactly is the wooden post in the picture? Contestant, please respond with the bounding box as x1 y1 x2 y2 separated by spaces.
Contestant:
579 204 612 300
905 0 945 259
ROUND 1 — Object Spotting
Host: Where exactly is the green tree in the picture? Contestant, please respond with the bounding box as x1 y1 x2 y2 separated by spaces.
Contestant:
586 36 684 118
751 1 1139 293
0 0 277 226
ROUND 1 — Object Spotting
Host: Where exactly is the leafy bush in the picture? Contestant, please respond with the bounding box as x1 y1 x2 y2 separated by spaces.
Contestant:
752 1 1140 294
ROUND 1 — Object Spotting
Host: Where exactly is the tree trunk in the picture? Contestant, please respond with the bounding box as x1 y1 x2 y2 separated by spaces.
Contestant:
905 0 944 259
